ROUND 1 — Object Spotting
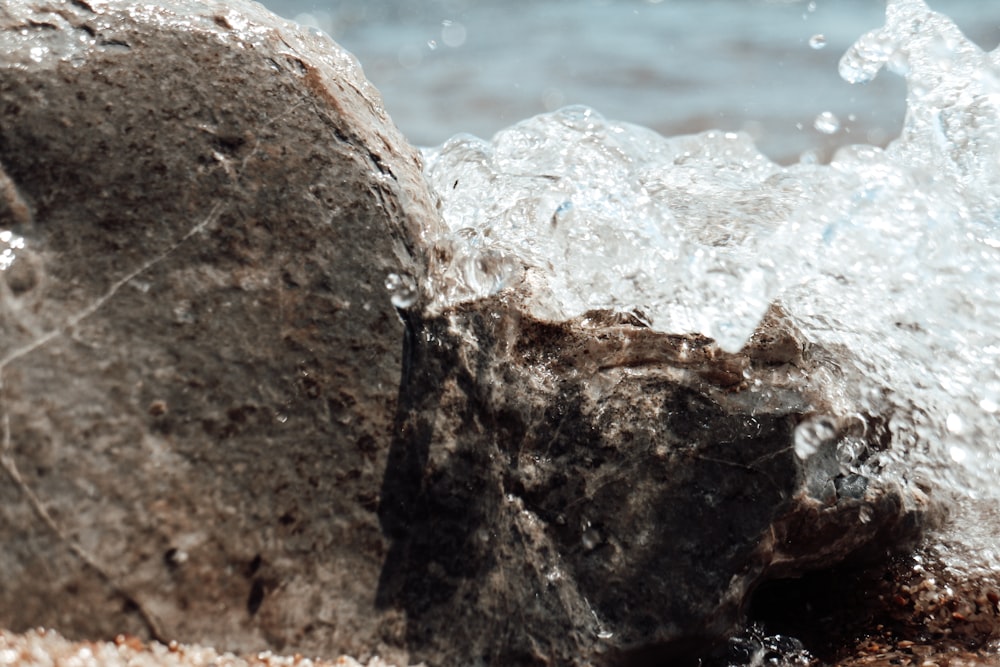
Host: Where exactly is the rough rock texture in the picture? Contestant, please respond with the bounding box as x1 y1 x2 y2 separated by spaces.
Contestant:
0 0 436 662
377 298 935 666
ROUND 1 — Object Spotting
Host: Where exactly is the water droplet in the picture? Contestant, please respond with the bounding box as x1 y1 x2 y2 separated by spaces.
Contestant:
597 629 614 640
949 445 968 463
441 20 467 48
426 39 438 50
385 272 418 308
946 412 965 434
794 416 837 459
839 32 894 84
0 230 25 271
799 149 821 165
836 438 867 469
813 111 840 134
807 1 817 11
809 34 827 50
306 25 332 43
551 200 573 227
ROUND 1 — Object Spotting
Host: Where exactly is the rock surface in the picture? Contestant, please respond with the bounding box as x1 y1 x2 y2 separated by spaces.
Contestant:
0 0 435 662
0 1 953 666
378 297 934 666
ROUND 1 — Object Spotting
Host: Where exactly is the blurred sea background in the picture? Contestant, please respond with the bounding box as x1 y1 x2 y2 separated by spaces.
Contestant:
255 0 1000 163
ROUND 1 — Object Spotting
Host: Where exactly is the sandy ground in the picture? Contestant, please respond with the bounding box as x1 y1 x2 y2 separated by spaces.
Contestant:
0 629 413 667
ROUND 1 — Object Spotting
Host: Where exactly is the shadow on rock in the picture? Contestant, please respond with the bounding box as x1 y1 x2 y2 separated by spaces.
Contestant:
377 297 937 666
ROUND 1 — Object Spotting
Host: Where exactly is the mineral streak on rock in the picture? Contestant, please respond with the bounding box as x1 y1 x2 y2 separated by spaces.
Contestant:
0 0 437 662
377 297 934 666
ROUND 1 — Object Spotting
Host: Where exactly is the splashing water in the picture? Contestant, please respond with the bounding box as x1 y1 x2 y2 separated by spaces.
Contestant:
728 624 813 667
419 0 1000 519
812 110 840 134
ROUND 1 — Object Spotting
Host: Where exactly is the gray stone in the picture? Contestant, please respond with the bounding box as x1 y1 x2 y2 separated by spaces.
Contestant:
0 0 436 662
377 299 935 665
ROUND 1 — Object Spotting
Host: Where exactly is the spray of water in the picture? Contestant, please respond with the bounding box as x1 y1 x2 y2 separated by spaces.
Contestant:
420 0 1000 525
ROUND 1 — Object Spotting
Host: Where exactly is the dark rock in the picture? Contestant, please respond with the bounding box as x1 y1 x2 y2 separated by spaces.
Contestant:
377 299 935 666
0 0 436 662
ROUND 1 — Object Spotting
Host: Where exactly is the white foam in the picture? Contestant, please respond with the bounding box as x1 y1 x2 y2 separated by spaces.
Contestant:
421 0 1000 507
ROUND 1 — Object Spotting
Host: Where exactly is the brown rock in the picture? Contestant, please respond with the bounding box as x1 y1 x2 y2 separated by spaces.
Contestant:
377 298 936 666
0 0 436 662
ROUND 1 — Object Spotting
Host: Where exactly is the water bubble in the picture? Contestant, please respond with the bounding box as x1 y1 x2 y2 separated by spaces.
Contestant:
551 200 573 227
581 527 601 551
813 111 840 134
730 624 813 666
596 629 614 640
799 149 821 165
808 34 827 50
794 416 837 459
385 272 418 308
0 230 25 271
441 20 467 48
946 412 965 434
542 87 565 111
836 438 867 470
426 39 438 50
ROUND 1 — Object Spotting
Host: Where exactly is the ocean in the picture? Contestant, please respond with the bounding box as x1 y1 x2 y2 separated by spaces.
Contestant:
257 0 999 162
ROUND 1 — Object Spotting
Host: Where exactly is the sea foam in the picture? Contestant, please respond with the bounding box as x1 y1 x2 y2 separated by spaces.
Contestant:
420 0 1000 508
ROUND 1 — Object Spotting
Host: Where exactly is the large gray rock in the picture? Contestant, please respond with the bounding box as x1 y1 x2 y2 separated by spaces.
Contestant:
0 0 435 662
377 298 935 666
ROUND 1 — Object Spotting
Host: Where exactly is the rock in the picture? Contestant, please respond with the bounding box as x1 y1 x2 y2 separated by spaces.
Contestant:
377 298 935 666
745 507 1000 667
0 0 436 662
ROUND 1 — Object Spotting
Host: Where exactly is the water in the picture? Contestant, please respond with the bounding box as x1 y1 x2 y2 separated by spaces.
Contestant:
262 0 998 163
419 0 1000 505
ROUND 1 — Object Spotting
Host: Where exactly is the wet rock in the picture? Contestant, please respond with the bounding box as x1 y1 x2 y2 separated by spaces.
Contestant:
377 299 936 666
0 0 436 662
